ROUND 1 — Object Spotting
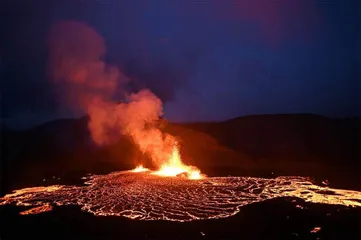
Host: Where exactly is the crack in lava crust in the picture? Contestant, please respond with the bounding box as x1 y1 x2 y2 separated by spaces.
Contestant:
1 171 361 222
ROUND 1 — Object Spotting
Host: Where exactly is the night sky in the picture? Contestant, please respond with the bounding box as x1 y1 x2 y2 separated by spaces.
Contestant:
0 0 360 128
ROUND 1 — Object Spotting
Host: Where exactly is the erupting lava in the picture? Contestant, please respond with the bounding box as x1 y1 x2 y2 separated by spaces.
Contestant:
149 142 204 179
131 165 149 173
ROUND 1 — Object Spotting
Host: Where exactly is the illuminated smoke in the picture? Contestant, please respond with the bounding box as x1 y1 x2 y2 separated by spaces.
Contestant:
48 21 123 110
48 20 178 168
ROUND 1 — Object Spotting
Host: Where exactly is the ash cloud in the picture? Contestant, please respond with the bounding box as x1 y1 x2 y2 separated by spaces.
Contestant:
48 20 176 167
48 21 125 111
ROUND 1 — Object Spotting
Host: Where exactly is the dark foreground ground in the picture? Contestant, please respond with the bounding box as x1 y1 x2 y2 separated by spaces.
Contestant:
1 197 360 240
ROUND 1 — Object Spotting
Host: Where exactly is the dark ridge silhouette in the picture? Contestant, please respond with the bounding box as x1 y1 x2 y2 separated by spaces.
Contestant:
181 114 360 166
1 114 360 195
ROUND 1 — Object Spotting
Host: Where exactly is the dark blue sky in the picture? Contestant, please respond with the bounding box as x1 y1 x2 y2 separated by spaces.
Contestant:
0 0 360 128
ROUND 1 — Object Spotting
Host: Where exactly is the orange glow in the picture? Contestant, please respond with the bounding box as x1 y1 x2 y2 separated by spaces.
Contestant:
49 22 202 178
131 142 204 180
1 173 361 221
152 142 204 180
20 204 53 215
310 226 321 233
131 165 149 172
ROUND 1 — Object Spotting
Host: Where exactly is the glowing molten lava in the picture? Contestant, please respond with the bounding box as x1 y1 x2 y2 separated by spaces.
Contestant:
132 142 204 180
131 165 149 172
1 173 361 222
154 142 203 179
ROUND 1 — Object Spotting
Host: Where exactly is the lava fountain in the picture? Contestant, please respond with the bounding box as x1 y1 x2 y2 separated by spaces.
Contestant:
150 142 204 179
48 21 204 180
131 165 150 173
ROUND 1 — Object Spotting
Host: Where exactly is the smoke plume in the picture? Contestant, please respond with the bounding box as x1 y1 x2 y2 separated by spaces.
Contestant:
48 20 176 167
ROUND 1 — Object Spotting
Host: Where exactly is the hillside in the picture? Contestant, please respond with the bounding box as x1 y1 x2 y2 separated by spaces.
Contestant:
1 114 360 194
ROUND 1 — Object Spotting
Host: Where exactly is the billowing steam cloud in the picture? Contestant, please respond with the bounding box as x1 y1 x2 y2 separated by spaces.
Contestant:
48 20 176 167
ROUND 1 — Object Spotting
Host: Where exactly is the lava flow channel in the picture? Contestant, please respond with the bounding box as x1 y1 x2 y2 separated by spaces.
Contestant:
1 171 360 222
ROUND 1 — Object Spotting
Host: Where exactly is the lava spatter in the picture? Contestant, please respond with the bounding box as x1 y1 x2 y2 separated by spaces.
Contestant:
1 171 360 222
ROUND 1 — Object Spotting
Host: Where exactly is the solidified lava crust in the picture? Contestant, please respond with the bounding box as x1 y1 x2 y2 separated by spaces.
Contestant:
1 171 360 222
